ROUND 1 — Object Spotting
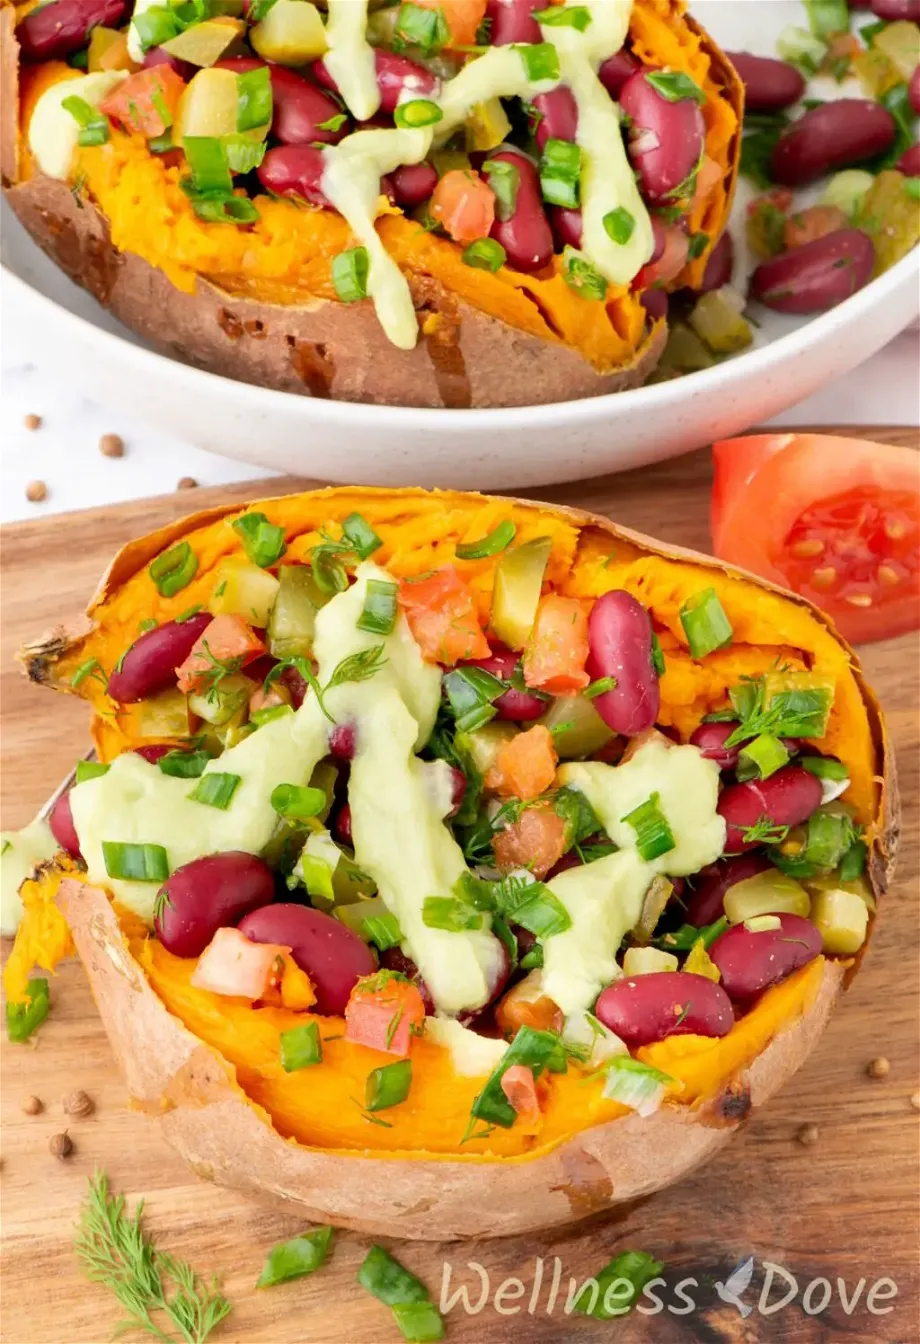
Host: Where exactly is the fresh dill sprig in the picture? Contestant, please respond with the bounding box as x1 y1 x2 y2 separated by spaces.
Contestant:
194 640 245 705
325 644 388 691
74 1171 231 1344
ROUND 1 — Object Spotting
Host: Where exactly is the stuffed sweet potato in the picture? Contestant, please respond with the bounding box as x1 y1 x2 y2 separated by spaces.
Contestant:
4 487 896 1238
1 0 742 407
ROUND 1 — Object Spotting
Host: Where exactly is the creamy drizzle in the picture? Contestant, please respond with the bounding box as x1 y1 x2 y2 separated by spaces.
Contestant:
322 0 380 125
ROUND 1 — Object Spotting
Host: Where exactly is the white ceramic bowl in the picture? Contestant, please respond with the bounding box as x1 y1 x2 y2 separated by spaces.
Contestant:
1 0 918 489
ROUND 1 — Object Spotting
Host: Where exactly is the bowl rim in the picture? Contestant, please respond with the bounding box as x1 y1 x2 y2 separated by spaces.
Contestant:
2 241 917 427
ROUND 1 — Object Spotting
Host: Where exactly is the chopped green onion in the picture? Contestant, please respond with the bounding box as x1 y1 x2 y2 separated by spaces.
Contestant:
71 657 107 690
102 841 169 882
687 230 709 259
655 916 728 952
561 246 607 300
800 756 849 781
357 579 399 636
442 665 505 733
76 760 109 784
776 23 827 75
469 1025 562 1128
804 0 849 40
175 604 203 623
553 786 603 847
332 247 370 302
342 512 382 560
516 41 560 83
603 1055 674 1116
280 1021 323 1072
679 587 733 658
801 808 859 871
257 1226 333 1287
357 1245 429 1307
839 839 867 881
394 99 443 129
61 95 109 147
602 206 635 245
520 943 543 970
132 5 182 51
139 619 159 633
299 854 336 903
68 47 89 68
187 194 259 225
496 876 571 938
650 631 665 677
422 896 485 931
188 772 241 810
540 137 582 209
157 749 210 779
366 1058 412 1112
149 541 198 598
148 131 174 155
621 792 675 862
481 158 520 221
183 136 233 195
737 733 790 781
237 65 272 134
573 1250 664 1321
646 70 706 105
251 703 294 728
584 676 616 700
391 1301 445 1342
456 520 516 560
362 912 403 951
232 511 286 568
859 17 887 43
393 1 448 55
223 135 266 176
903 177 920 202
315 112 347 133
6 977 50 1043
533 4 591 29
271 784 327 821
461 238 506 272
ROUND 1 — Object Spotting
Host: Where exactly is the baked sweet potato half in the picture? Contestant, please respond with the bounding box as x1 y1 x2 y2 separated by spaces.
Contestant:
1 0 742 407
4 486 895 1239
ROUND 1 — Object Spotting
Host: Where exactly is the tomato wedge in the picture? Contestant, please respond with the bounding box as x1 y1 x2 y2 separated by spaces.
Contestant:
345 972 426 1058
398 567 490 664
523 595 590 694
100 66 185 138
711 433 920 644
429 168 496 244
176 615 266 693
485 724 558 801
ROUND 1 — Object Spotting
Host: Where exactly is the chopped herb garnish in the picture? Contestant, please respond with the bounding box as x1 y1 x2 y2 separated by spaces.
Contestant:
442 665 505 733
232 512 286 568
271 784 327 822
256 1226 333 1288
6 977 50 1043
621 793 675 861
187 772 240 810
72 658 108 691
679 587 733 658
76 759 110 784
102 842 169 882
646 70 706 105
573 1250 664 1321
366 1059 412 1112
584 676 616 700
739 815 790 847
656 916 728 951
455 520 517 560
357 579 399 636
157 750 210 779
469 1025 562 1129
280 1021 323 1071
342 513 383 560
149 541 198 599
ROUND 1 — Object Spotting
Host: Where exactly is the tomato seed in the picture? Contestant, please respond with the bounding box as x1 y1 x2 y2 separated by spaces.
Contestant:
792 538 824 558
878 565 901 587
811 566 837 589
883 518 906 540
845 593 873 607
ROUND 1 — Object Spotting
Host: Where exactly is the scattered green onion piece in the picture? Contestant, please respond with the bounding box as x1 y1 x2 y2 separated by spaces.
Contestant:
553 786 603 847
61 95 110 148
149 541 198 598
679 587 733 658
132 5 182 51
804 0 849 40
655 916 728 952
157 750 210 779
903 177 920 202
71 657 106 689
422 896 485 932
394 99 443 129
187 772 241 810
839 838 867 881
455 520 516 560
519 943 543 970
539 136 582 209
139 619 159 633
760 678 834 740
271 784 327 821
800 756 849 781
646 70 706 105
469 1025 562 1128
68 47 89 68
776 23 827 75
175 604 203 623
357 579 399 636
223 135 266 176
362 912 403 951
650 631 665 677
366 1058 412 1112
573 1250 664 1321
332 247 370 303
461 238 506 272
737 733 789 781
561 246 607 301
516 41 560 83
602 1055 674 1116
183 136 233 195
357 1245 429 1307
393 1 448 55
76 760 109 784
102 841 169 882
232 511 286 568
299 854 336 903
280 1021 323 1071
237 65 272 134
584 676 616 700
315 112 347 133
251 703 294 727
496 877 571 938
602 206 635 245
621 792 675 862
687 230 709 259
801 809 858 871
533 4 591 29
148 131 174 155
391 1302 445 1343
256 1226 333 1287
481 158 520 221
442 665 505 733
188 195 259 225
342 512 382 560
6 977 50 1043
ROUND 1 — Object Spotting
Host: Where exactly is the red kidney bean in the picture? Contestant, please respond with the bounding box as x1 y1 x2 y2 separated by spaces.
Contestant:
144 47 195 81
910 66 920 117
533 86 578 152
257 145 331 207
689 720 741 770
154 852 275 959
333 802 352 846
313 49 436 116
279 664 308 708
239 902 376 1015
709 913 822 1002
685 854 772 927
487 149 554 273
217 57 347 146
389 161 439 208
620 70 705 204
771 100 896 186
898 143 920 176
718 765 824 853
549 205 582 250
870 0 919 16
447 766 467 817
486 0 541 44
546 850 583 879
49 790 82 861
463 647 545 721
640 288 669 321
751 229 875 315
328 721 356 760
724 51 805 113
381 947 435 1015
699 229 734 292
585 591 660 737
598 50 639 99
595 971 734 1046
106 613 211 704
132 744 173 764
16 0 127 60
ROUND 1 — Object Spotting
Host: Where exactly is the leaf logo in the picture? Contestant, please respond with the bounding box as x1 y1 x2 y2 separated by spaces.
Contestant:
715 1257 755 1318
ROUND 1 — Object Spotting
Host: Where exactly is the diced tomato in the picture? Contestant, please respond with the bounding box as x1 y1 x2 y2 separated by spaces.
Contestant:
429 169 496 245
485 724 558 801
412 0 487 47
191 927 288 1000
711 433 920 644
491 805 567 878
633 224 689 290
398 567 490 664
495 975 564 1038
499 1063 541 1123
746 187 793 217
345 972 426 1058
100 66 185 138
175 615 266 693
523 595 590 694
248 682 289 717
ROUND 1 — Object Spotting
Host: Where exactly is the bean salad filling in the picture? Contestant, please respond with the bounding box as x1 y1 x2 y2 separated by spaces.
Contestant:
3 500 878 1155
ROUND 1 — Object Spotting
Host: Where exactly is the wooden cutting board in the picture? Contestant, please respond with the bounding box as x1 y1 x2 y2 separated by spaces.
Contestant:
2 430 918 1344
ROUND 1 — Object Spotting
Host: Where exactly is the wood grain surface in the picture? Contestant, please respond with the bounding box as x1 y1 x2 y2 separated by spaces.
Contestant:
2 430 918 1344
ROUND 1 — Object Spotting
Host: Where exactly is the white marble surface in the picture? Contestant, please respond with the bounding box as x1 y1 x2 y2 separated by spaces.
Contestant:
2 317 918 525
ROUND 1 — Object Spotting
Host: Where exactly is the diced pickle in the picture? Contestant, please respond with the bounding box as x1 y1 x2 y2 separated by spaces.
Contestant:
873 20 920 82
631 875 674 946
209 559 280 628
490 536 553 651
176 67 240 141
163 18 245 66
688 290 753 355
810 887 869 955
465 99 511 152
622 946 678 975
723 871 811 924
859 171 920 278
819 169 875 221
334 894 390 938
431 147 473 178
658 323 714 375
133 687 190 739
463 721 519 776
268 565 326 659
188 672 251 725
538 694 614 760
308 761 338 824
251 0 328 65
